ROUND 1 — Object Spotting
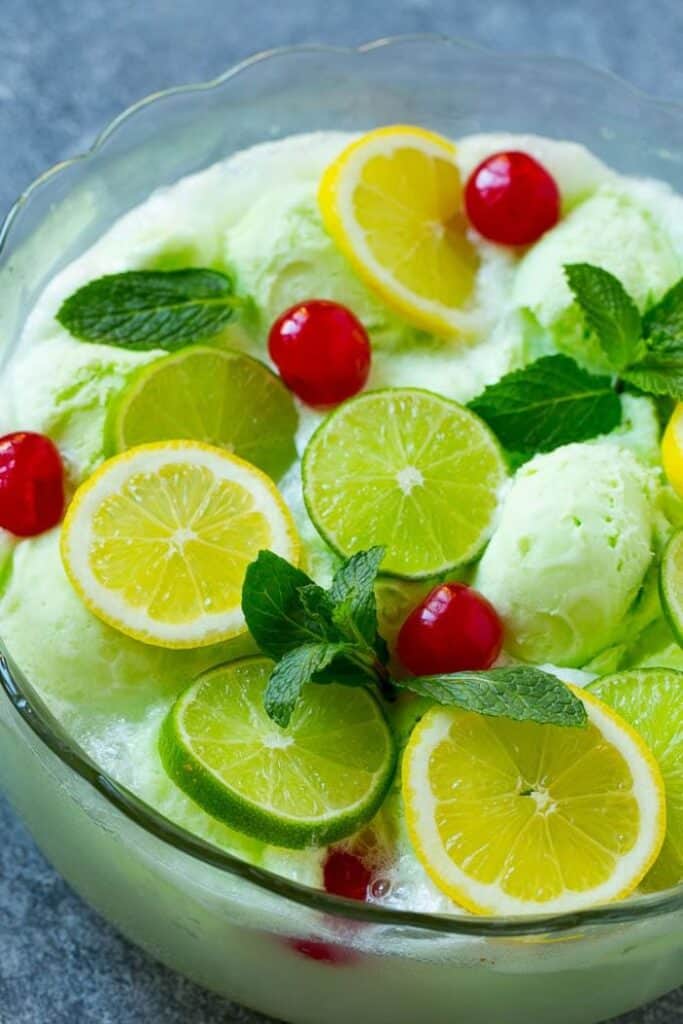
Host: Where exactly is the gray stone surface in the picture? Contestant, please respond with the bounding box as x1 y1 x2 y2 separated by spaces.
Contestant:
1 1 683 1021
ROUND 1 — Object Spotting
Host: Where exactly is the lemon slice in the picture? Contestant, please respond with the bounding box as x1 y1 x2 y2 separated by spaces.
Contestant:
402 687 666 915
662 402 683 496
319 125 480 337
61 441 298 648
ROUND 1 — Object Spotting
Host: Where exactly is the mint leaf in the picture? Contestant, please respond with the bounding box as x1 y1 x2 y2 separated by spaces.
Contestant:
469 354 621 455
622 336 683 399
298 585 338 632
265 643 349 727
643 279 683 345
564 263 642 370
242 551 338 659
329 546 388 663
619 279 683 399
400 666 587 728
57 269 240 351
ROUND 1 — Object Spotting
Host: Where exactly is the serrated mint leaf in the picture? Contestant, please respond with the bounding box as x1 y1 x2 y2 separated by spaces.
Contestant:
57 269 240 351
565 263 642 370
265 643 348 727
619 278 683 399
329 546 388 662
400 666 587 728
643 278 683 345
622 336 683 399
469 354 621 455
242 551 334 659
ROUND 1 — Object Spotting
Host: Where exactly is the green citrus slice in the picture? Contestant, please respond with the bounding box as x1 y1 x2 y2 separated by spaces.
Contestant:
159 657 397 848
105 346 298 480
302 388 507 578
588 668 683 891
659 529 683 646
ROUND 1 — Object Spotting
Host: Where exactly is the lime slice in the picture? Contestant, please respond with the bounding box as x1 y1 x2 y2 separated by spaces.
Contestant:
105 346 298 480
302 388 507 578
588 668 683 891
159 657 397 847
659 528 683 645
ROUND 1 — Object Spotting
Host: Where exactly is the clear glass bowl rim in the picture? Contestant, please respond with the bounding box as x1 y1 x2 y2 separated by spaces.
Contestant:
1 33 682 939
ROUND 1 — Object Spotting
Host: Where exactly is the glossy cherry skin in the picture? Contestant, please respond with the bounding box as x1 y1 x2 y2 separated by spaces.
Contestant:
464 151 560 246
0 431 65 537
323 849 372 902
268 299 371 407
287 849 370 964
397 582 503 676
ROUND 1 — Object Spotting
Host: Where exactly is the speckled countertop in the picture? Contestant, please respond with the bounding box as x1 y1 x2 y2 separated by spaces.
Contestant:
1 1 683 1021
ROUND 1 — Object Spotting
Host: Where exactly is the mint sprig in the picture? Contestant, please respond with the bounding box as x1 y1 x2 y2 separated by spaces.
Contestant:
622 279 683 397
566 263 683 401
242 548 391 726
470 266 683 461
564 263 642 370
242 547 587 730
468 354 621 457
57 269 241 351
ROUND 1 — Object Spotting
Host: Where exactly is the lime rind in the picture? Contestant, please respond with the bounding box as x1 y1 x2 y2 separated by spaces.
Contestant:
159 658 397 848
104 346 298 481
659 529 683 646
301 387 507 580
588 667 683 891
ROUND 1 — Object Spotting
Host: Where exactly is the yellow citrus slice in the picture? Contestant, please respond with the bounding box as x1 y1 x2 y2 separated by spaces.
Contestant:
662 403 683 496
318 125 480 337
61 441 298 649
402 687 666 915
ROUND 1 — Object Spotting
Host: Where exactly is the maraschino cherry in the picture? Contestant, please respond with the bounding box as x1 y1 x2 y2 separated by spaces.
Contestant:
288 847 371 964
268 299 371 407
397 582 503 676
0 431 65 537
323 848 372 902
464 151 560 246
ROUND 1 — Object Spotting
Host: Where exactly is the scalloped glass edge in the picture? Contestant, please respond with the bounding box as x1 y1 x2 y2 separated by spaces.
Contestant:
0 34 682 938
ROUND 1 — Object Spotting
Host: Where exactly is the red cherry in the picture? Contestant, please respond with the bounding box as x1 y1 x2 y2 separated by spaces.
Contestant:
287 848 370 964
464 151 560 246
397 582 503 676
268 299 371 407
323 849 372 902
0 431 65 537
288 939 353 965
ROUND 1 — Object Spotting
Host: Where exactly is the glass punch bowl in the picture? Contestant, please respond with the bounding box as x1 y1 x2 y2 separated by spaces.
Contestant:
0 35 682 1024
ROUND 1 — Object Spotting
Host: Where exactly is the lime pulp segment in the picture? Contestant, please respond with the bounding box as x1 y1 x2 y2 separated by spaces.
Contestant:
588 668 683 891
302 388 507 578
159 657 397 848
105 346 298 480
